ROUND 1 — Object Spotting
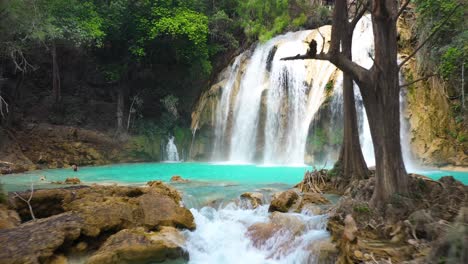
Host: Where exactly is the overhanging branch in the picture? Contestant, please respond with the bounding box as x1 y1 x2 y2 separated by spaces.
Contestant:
400 74 438 88
397 0 411 19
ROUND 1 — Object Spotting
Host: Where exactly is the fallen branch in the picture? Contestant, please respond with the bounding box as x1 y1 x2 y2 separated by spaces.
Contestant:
13 182 36 221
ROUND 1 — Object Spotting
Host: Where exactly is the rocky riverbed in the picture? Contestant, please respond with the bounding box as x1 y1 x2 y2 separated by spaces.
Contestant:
0 181 194 264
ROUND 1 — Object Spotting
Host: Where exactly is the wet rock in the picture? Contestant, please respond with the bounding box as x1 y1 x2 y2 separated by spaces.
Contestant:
302 192 329 205
0 204 21 229
240 192 264 208
9 188 75 220
247 212 306 248
147 180 183 203
136 193 195 230
64 177 81 184
301 204 323 215
86 227 187 264
268 189 300 212
0 212 83 264
170 175 189 183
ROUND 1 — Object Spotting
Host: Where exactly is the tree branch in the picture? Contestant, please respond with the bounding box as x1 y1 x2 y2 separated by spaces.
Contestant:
400 74 437 88
398 3 462 69
350 0 369 29
397 0 411 19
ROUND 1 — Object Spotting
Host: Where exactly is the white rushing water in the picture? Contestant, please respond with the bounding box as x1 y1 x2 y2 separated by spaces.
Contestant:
184 203 330 264
212 55 243 159
165 136 180 162
264 31 335 165
229 40 274 163
216 28 336 164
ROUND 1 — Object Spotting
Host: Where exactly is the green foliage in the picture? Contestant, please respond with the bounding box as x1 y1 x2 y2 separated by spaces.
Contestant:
310 128 327 150
414 0 467 87
440 47 463 80
208 10 239 54
132 121 163 160
353 204 371 214
237 0 318 42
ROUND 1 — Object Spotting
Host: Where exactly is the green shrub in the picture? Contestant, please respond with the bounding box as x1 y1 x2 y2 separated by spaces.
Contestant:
353 204 371 214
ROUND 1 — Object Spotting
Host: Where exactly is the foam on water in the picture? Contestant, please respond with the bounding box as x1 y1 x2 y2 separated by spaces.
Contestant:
184 203 330 264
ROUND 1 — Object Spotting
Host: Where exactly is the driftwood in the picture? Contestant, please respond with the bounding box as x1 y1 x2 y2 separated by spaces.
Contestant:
298 169 327 194
13 182 36 221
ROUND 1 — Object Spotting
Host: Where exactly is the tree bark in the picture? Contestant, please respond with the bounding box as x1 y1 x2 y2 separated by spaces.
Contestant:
116 84 125 135
361 0 408 205
51 42 61 104
337 28 369 180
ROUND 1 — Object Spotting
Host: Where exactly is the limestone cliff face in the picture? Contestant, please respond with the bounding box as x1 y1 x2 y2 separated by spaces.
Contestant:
399 17 467 167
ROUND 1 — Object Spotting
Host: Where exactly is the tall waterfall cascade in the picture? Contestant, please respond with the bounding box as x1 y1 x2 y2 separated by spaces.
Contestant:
165 136 180 162
193 15 415 166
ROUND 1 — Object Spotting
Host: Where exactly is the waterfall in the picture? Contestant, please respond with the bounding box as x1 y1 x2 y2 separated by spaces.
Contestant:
264 31 336 164
205 15 416 166
212 55 243 160
165 136 180 162
229 41 273 163
212 27 336 165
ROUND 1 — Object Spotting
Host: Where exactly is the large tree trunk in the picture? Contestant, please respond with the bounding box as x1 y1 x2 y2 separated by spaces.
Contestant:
359 0 408 205
116 85 125 135
51 42 61 104
335 23 369 181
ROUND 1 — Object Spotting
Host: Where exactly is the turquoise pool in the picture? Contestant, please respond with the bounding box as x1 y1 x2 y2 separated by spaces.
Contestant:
1 162 466 198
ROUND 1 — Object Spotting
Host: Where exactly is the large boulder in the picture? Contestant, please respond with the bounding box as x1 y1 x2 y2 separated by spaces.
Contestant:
86 227 187 264
268 189 300 212
0 212 83 264
136 193 195 230
240 192 264 208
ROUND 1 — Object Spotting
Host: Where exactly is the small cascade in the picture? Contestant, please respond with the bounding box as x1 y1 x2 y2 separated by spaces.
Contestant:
165 136 180 162
184 203 330 264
